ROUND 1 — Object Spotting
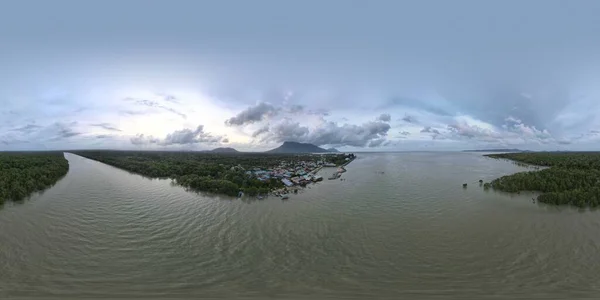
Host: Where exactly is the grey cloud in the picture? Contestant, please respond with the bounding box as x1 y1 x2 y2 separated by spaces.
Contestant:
447 123 496 141
91 123 122 132
368 138 386 147
503 117 553 142
121 110 148 116
163 94 179 104
306 109 330 116
10 124 41 133
287 105 304 114
96 134 111 139
225 102 278 126
400 131 411 136
420 127 440 135
262 119 391 147
402 115 418 124
308 121 391 147
263 121 310 143
222 138 229 143
48 122 81 141
126 98 187 119
377 113 391 122
131 134 160 145
252 124 270 137
162 125 222 145
131 125 223 146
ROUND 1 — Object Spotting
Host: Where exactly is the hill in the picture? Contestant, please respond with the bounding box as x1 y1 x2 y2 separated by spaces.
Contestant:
326 148 340 153
210 147 240 153
266 141 331 154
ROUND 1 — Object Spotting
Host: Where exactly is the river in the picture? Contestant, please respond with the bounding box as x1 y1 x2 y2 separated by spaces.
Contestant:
1 152 599 299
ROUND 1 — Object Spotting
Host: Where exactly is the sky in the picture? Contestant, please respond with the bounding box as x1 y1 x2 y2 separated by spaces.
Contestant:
2 0 600 151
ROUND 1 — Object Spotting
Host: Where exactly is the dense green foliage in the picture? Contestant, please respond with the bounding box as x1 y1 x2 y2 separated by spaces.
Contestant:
486 152 600 207
72 150 349 197
0 152 69 204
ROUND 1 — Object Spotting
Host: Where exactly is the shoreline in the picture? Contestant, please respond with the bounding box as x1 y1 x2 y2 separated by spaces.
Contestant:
484 152 600 207
266 156 356 199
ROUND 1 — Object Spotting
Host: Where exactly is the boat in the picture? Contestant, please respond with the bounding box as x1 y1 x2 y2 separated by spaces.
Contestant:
281 195 289 200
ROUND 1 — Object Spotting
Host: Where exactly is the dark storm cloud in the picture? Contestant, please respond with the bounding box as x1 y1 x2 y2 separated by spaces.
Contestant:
130 125 222 146
91 123 122 132
377 113 391 122
225 102 279 126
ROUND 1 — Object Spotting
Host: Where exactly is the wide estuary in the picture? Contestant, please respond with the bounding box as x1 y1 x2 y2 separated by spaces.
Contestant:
2 152 600 299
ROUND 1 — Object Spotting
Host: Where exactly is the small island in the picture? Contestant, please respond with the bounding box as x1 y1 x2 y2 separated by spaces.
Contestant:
0 152 69 205
485 152 600 207
72 146 355 198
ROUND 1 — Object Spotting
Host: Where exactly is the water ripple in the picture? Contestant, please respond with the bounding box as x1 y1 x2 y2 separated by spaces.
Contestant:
2 152 600 299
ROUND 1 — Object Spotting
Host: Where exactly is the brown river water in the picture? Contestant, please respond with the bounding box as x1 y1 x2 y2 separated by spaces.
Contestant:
1 152 599 299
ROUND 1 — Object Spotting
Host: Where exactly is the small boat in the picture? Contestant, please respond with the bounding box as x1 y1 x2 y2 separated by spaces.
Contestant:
257 195 264 200
281 195 289 200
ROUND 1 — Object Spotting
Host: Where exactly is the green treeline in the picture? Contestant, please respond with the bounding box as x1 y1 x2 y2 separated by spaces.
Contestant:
0 152 69 205
71 151 348 197
486 152 600 207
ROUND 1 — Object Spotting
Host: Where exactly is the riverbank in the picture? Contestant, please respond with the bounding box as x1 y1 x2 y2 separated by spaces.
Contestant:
266 156 356 199
71 150 355 199
0 152 69 205
485 152 600 207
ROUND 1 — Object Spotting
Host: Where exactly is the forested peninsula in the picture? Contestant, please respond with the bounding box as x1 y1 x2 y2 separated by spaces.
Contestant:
72 150 351 197
486 152 600 207
0 152 69 205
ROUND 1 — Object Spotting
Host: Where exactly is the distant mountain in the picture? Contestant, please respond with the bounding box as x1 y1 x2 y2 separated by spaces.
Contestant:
266 141 331 154
326 147 340 153
210 147 239 153
462 148 523 153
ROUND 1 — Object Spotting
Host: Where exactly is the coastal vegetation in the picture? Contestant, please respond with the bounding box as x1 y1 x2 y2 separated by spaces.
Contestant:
0 152 69 204
485 152 600 207
71 150 352 197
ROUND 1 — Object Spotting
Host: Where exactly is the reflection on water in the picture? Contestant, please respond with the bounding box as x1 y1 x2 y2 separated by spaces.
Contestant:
1 152 599 299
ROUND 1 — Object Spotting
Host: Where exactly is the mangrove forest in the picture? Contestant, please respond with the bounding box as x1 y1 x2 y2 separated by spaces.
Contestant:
0 152 69 205
71 150 350 197
486 152 600 207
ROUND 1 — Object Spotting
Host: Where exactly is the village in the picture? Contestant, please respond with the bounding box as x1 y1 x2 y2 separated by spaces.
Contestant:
245 153 355 195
